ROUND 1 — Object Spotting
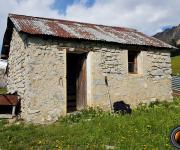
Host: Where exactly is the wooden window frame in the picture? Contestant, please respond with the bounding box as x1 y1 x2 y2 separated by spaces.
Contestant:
128 51 139 74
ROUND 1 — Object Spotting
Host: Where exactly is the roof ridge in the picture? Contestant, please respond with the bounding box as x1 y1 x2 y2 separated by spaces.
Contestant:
8 13 136 32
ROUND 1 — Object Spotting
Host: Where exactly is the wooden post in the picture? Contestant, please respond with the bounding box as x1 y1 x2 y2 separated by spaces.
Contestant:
12 105 16 117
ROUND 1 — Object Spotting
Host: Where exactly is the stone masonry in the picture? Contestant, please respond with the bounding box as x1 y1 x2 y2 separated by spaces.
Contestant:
8 29 66 123
7 28 172 123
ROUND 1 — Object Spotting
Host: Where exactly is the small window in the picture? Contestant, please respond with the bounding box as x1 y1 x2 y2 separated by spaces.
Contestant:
128 51 139 73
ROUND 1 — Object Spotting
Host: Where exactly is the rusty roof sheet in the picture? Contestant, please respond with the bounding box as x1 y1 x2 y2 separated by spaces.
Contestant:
8 14 174 49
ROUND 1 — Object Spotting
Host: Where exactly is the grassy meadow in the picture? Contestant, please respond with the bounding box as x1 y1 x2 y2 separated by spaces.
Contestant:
171 55 180 76
0 97 180 150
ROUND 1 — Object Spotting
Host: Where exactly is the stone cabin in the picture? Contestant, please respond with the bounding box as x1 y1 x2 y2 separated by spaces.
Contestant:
1 14 175 123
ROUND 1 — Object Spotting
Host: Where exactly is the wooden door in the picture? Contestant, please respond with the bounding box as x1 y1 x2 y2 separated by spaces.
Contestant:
76 54 87 110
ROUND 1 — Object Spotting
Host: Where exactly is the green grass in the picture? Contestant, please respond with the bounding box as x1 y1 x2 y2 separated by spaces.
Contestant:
171 55 180 76
0 88 7 94
0 98 180 150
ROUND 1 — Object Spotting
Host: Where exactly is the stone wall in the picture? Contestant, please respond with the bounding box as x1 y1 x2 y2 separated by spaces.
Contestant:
8 29 66 123
90 49 172 109
8 28 27 116
24 37 66 123
0 68 7 88
7 29 172 123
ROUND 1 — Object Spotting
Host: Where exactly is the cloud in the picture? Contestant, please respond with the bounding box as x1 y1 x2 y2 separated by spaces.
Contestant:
1 0 180 50
0 0 62 48
64 0 180 35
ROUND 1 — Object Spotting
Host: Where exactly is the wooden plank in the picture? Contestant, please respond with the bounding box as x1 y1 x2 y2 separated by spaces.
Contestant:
12 106 16 117
134 54 138 73
76 54 87 110
0 95 19 105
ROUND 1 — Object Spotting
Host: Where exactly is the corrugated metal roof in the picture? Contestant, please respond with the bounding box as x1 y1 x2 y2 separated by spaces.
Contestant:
8 14 175 49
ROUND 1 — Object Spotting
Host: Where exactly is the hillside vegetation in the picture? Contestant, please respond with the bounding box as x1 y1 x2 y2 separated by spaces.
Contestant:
171 55 180 76
0 97 180 150
153 24 180 56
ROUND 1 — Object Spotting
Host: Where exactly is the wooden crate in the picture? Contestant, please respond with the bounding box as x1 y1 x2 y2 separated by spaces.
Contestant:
0 94 19 118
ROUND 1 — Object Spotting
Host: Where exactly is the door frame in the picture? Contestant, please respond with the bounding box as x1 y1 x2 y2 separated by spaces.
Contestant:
66 52 90 112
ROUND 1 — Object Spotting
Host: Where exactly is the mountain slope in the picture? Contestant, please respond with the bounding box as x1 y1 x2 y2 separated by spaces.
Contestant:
153 25 180 58
153 25 180 48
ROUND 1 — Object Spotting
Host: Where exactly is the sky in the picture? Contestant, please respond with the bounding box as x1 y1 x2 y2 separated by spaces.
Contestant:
0 0 180 50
